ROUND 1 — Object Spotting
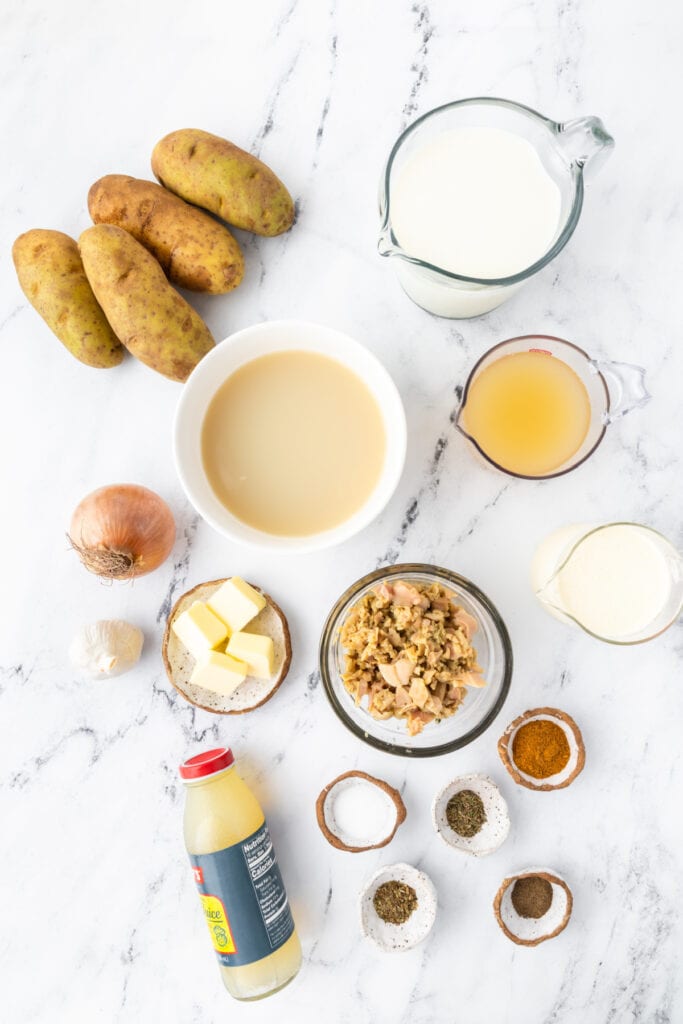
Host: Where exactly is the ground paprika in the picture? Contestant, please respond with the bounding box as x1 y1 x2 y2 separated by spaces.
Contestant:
511 718 570 779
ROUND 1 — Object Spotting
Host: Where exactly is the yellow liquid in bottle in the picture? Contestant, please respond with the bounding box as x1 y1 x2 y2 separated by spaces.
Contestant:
461 351 591 476
183 766 302 1000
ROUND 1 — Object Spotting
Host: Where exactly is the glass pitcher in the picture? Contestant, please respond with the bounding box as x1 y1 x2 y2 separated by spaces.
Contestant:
531 523 683 644
454 335 650 479
378 97 614 318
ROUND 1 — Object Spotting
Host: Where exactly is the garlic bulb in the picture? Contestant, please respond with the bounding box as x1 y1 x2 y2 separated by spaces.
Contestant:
69 620 144 678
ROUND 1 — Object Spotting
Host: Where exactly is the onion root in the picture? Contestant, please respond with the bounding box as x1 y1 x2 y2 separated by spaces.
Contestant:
68 535 140 580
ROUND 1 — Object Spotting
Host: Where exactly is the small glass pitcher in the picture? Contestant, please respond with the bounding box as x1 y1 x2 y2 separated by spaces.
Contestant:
531 523 683 644
454 335 650 479
378 97 614 318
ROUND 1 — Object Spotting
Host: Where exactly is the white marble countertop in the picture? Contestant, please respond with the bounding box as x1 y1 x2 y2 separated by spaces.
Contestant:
2 2 682 1021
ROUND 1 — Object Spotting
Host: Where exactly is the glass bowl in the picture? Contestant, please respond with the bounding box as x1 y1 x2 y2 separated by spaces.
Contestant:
319 563 513 757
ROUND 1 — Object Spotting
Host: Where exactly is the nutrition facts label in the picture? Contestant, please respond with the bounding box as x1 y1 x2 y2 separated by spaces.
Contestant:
190 820 294 968
242 824 294 950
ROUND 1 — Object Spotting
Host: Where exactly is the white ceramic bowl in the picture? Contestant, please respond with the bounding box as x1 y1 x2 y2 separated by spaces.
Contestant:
359 862 437 952
432 772 510 856
174 320 407 553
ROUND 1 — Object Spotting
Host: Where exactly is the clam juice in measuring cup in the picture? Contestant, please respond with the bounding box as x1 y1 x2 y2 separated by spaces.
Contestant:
458 349 591 477
180 748 301 1000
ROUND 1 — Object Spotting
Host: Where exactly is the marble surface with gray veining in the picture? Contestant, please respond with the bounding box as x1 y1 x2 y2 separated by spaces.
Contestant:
1 1 682 1021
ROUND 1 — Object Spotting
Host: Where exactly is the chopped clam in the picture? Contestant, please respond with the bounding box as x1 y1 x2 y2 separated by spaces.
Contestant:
340 580 485 735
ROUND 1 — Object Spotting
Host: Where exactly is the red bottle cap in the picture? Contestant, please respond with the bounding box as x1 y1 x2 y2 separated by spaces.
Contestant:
179 747 235 780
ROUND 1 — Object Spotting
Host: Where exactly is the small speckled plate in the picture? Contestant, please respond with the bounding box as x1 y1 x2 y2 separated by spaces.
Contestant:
359 862 437 952
432 772 510 855
162 579 291 714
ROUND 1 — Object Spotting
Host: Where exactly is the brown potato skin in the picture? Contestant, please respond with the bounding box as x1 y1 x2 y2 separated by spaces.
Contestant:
12 229 124 368
88 175 244 294
79 225 214 383
151 128 295 236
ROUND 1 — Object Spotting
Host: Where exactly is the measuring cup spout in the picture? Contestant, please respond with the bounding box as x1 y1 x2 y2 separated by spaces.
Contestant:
535 572 571 621
555 116 615 179
453 384 469 434
377 225 401 259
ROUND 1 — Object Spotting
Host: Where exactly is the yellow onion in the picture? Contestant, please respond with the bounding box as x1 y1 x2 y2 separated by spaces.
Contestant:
69 484 176 580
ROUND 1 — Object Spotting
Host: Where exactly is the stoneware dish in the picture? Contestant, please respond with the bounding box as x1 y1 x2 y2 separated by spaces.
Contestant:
493 868 573 946
360 862 437 952
162 578 291 714
174 319 407 554
432 772 510 855
498 706 585 791
316 770 406 853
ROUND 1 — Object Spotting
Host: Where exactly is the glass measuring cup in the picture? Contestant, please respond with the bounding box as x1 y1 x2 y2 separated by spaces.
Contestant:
378 98 614 318
454 335 650 479
531 523 683 644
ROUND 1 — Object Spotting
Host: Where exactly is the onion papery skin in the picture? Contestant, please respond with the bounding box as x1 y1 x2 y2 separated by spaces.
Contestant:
69 484 176 580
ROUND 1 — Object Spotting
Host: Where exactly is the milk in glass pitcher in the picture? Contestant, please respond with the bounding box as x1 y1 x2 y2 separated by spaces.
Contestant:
378 98 614 318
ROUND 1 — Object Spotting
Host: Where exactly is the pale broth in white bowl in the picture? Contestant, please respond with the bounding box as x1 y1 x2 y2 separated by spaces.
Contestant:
174 320 407 553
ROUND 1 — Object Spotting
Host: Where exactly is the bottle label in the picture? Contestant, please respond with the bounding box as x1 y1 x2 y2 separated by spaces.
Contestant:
189 821 295 968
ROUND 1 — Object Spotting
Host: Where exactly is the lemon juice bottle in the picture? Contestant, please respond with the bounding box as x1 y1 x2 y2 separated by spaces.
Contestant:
180 747 302 1000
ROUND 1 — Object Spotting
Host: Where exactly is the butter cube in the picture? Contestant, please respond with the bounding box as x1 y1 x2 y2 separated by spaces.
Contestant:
227 631 275 680
172 601 228 658
190 651 248 697
207 577 266 632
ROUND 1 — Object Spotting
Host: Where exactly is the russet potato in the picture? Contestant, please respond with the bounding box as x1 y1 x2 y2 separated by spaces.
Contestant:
151 128 295 237
79 224 214 383
88 175 244 294
12 229 124 369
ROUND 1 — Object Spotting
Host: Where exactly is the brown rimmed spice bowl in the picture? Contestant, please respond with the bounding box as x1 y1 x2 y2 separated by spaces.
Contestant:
493 868 573 946
315 770 407 853
498 706 585 791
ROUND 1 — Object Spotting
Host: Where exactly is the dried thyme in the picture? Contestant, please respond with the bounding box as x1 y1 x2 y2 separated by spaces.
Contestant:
446 789 486 837
373 880 418 925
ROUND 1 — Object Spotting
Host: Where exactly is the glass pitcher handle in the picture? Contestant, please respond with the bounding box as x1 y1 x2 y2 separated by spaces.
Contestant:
555 116 615 179
590 359 651 423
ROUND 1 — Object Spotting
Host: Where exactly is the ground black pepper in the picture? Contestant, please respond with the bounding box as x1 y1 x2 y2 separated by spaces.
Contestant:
373 880 418 925
511 875 553 918
446 789 487 837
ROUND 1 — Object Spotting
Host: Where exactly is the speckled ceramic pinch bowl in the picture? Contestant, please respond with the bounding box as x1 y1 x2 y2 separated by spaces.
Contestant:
359 862 437 952
432 772 510 855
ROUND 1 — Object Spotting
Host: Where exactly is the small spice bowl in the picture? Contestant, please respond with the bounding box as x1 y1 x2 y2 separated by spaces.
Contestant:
493 868 573 946
315 770 407 853
359 862 437 952
432 773 510 856
498 706 585 791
